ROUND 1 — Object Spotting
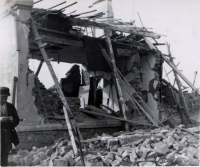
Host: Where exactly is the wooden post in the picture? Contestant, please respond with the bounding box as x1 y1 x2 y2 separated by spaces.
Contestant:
104 27 129 130
31 18 79 155
11 76 18 106
166 43 192 123
35 60 43 77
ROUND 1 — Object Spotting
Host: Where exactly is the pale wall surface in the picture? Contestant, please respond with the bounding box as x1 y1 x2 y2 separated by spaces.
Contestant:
0 13 17 103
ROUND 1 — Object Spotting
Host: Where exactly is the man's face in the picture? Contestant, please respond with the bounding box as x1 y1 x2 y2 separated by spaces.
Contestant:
0 96 8 105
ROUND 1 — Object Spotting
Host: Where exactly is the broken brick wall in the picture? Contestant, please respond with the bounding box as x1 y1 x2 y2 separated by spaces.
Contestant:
32 78 80 119
16 125 122 150
0 2 41 125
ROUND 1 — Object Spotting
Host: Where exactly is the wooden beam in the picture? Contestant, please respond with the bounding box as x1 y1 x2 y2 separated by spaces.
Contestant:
11 76 18 106
100 46 159 126
161 54 196 90
166 43 192 123
31 18 79 155
35 60 43 77
66 17 161 39
29 45 87 64
80 109 158 127
104 27 129 131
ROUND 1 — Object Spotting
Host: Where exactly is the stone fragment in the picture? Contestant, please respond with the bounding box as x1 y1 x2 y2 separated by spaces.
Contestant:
59 146 72 156
179 147 188 154
146 157 156 162
46 147 56 157
31 156 41 166
57 139 68 147
115 155 122 162
107 138 119 149
85 154 98 162
102 157 112 166
24 157 32 166
167 135 175 147
67 155 75 166
63 150 74 160
135 147 143 158
160 129 169 134
106 152 114 160
75 156 81 163
142 138 150 146
194 149 199 159
89 143 95 150
165 151 175 162
187 146 198 158
118 147 132 155
110 145 119 152
174 154 199 166
173 141 183 151
155 157 160 162
20 158 25 166
53 159 68 166
111 159 121 166
173 133 182 140
93 161 104 166
132 138 144 146
139 162 156 166
154 142 170 156
129 148 137 163
100 136 113 146
146 151 157 159
137 147 148 163
67 141 72 146
180 136 188 144
118 134 144 145
122 150 129 159
38 152 47 160
40 159 50 166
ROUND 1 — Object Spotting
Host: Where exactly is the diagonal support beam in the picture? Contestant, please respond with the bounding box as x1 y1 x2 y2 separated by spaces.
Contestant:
166 43 192 123
104 27 129 131
161 54 196 90
30 18 79 155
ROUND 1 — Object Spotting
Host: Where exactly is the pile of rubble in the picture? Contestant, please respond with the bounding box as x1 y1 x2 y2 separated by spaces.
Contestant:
9 125 199 166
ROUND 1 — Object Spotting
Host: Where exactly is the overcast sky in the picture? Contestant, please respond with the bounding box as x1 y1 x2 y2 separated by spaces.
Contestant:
30 0 200 92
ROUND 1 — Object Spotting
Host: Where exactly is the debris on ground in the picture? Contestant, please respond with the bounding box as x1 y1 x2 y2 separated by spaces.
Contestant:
9 124 200 166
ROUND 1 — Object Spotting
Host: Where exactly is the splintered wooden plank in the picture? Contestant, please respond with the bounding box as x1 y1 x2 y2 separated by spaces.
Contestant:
66 17 161 39
30 18 79 155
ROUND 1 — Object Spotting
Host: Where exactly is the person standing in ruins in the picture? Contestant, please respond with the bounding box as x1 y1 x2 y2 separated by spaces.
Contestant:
0 87 20 166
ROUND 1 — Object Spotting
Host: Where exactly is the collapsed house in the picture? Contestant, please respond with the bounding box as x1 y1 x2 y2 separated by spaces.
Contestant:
0 0 199 152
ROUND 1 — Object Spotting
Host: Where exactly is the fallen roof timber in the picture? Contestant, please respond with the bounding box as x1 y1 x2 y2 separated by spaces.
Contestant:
65 16 161 39
29 24 150 63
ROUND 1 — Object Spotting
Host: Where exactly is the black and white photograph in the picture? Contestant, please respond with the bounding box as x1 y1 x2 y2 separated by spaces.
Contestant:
0 0 200 166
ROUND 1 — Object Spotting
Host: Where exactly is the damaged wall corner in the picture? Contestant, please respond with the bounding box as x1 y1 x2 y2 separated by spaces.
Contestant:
140 53 161 122
15 1 42 124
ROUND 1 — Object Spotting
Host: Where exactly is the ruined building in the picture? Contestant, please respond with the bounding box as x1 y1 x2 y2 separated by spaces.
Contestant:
0 0 199 150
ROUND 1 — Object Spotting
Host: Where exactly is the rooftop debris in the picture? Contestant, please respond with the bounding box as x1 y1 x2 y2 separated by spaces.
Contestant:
9 125 200 166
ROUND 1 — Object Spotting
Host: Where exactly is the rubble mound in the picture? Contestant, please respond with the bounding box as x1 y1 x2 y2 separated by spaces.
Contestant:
9 125 199 166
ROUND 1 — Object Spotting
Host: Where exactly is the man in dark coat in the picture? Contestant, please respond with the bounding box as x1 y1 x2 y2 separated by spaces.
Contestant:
0 87 20 166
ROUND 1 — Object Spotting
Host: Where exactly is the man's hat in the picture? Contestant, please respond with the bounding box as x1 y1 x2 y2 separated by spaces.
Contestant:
0 87 11 96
